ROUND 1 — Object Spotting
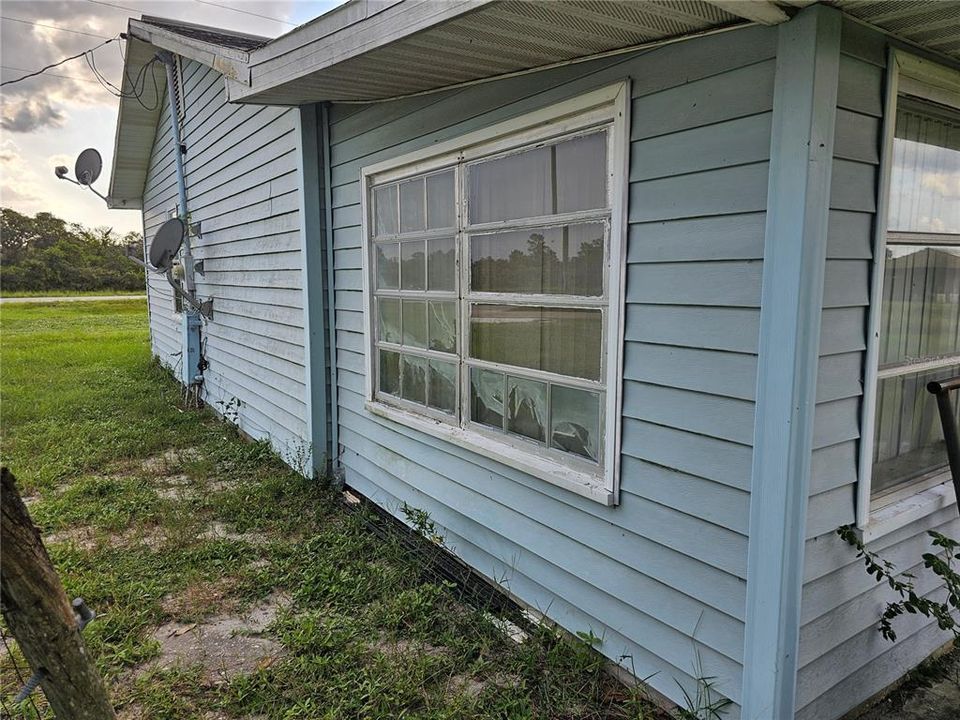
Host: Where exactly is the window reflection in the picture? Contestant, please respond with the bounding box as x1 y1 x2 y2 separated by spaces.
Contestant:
888 98 960 234
471 223 604 296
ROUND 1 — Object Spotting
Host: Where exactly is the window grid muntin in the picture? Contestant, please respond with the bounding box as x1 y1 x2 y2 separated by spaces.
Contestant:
876 237 960 381
370 124 613 472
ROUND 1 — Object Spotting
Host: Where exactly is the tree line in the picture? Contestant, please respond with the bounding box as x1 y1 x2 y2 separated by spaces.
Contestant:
0 208 145 293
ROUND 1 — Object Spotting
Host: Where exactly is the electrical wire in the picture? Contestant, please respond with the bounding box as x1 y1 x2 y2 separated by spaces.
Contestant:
0 64 106 85
191 0 296 27
0 35 119 86
84 0 145 14
85 48 161 112
0 14 113 39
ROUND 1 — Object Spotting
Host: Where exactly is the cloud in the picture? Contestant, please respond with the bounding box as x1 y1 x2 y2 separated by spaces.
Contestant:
2 97 66 133
0 139 44 209
921 171 960 200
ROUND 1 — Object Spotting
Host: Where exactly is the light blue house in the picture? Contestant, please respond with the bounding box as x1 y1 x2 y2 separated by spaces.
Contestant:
106 2 960 717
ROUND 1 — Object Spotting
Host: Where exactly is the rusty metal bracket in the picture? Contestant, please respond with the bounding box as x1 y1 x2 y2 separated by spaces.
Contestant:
927 375 960 514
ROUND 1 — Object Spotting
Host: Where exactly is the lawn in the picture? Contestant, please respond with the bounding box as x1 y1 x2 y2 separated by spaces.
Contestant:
0 300 660 719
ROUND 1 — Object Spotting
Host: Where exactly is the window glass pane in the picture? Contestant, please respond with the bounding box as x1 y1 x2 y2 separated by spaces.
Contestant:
379 349 400 396
889 99 960 233
470 223 604 296
401 300 427 348
470 305 602 380
506 376 547 443
471 367 504 430
555 132 607 214
429 360 457 414
879 245 960 368
375 185 398 236
401 240 426 291
427 170 455 229
468 132 607 224
376 243 399 290
378 298 401 345
873 364 960 494
400 177 425 234
469 146 552 223
427 236 456 291
428 300 457 354
550 385 601 462
401 354 427 405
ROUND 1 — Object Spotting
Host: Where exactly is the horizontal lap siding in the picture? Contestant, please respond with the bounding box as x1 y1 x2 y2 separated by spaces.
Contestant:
141 60 306 462
327 25 780 715
797 21 959 720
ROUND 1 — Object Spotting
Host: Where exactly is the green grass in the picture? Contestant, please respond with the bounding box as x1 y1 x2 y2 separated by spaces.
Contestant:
0 289 146 298
0 301 664 719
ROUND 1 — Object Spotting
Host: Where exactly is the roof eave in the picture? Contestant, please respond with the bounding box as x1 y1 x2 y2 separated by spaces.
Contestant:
128 19 253 84
226 0 493 103
106 33 163 210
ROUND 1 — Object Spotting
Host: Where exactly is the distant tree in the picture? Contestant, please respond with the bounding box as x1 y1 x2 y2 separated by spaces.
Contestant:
0 208 145 293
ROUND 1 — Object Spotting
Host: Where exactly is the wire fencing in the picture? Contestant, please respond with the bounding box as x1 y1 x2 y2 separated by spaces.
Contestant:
1 624 46 719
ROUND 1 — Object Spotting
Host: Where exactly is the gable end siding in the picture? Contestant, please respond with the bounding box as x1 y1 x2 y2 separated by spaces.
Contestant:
142 59 309 461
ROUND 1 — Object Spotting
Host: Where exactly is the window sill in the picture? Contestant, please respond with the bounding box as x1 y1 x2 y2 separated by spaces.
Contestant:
365 400 616 506
858 477 957 544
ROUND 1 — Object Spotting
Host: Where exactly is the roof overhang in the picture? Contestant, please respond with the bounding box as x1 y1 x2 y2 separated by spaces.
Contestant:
222 0 960 106
225 0 751 105
106 35 164 210
106 18 268 209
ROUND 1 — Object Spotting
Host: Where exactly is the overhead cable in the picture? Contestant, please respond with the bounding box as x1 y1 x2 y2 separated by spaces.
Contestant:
0 35 120 86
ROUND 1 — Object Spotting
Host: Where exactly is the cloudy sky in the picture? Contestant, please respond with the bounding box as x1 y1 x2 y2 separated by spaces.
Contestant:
1 1 342 234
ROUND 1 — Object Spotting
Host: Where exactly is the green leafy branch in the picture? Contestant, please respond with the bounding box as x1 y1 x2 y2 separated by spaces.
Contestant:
837 526 960 642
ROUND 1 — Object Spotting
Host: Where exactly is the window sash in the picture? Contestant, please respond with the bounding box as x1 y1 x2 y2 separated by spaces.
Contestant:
369 128 613 472
866 86 960 502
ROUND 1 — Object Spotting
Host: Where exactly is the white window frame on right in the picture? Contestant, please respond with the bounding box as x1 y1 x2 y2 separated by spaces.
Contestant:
857 51 960 530
359 83 630 506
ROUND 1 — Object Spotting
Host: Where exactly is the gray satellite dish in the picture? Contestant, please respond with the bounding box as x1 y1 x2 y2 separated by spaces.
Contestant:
149 218 185 272
75 149 102 186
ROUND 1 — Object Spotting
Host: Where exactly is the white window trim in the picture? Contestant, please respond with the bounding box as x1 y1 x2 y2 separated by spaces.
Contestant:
856 50 960 531
359 82 630 506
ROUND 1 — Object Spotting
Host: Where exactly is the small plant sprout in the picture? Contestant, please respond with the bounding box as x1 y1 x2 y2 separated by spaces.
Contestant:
400 503 446 546
837 525 960 642
676 644 732 720
215 396 241 424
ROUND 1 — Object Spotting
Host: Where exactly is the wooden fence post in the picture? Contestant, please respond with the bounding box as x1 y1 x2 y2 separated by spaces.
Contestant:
1 467 116 719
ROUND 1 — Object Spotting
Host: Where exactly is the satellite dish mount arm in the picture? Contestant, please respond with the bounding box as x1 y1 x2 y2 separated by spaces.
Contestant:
165 267 213 319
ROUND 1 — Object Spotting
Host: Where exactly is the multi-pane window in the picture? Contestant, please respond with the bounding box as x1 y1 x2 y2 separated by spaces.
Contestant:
368 123 618 480
872 97 960 496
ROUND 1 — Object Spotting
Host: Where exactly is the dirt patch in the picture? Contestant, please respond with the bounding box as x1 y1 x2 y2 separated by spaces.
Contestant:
160 577 242 621
369 634 447 659
146 592 290 684
44 523 168 552
206 478 240 492
199 521 269 545
44 526 98 551
446 671 520 699
115 525 167 550
447 673 487 699
142 448 202 475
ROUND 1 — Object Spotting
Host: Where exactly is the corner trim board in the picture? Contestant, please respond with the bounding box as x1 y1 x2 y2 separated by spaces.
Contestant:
321 102 340 469
741 6 842 719
296 104 330 473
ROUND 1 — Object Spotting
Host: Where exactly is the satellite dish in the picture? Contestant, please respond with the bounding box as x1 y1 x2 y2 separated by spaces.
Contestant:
149 218 185 272
74 148 102 186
